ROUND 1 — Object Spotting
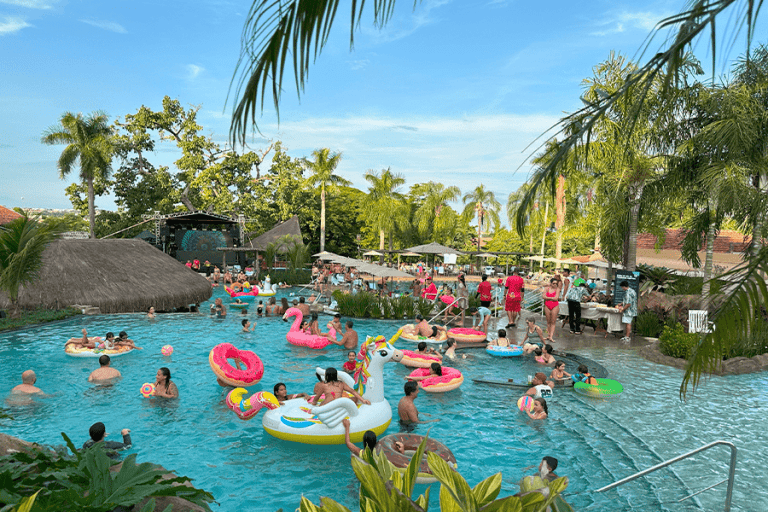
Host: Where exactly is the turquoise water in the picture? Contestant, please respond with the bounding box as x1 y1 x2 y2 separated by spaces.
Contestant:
1 287 765 511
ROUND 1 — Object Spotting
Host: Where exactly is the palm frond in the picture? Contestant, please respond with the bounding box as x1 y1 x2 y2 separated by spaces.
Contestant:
681 245 768 397
229 0 404 142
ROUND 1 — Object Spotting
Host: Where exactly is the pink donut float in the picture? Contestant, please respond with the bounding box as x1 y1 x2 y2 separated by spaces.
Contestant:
399 349 442 368
209 343 264 387
440 295 456 305
448 327 487 343
408 367 464 392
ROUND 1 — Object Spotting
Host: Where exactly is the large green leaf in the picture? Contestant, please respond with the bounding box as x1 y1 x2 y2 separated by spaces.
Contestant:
478 495 523 512
472 473 502 507
427 452 477 512
402 434 430 497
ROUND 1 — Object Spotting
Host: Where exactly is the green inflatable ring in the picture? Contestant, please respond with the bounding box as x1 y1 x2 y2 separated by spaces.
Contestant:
573 378 623 398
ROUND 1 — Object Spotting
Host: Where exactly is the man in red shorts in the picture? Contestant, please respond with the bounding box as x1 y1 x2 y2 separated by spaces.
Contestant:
504 268 525 328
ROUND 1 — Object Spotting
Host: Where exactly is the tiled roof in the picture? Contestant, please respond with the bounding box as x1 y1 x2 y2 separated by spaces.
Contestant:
0 205 22 225
637 228 752 254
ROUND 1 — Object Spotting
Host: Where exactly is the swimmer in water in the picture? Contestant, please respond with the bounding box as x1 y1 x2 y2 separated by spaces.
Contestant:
10 370 43 395
342 418 376 457
273 382 309 404
152 367 179 398
522 317 545 354
241 319 255 332
407 362 442 381
397 381 438 424
442 339 469 360
535 344 556 365
488 328 510 347
572 364 598 385
416 341 441 359
116 331 142 350
526 372 554 399
526 397 548 420
550 360 571 383
147 306 156 319
342 351 357 373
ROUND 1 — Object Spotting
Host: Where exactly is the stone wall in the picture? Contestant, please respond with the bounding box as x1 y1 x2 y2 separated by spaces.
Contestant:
639 340 768 376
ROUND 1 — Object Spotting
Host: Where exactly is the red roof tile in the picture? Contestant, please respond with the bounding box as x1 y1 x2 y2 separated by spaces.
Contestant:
637 228 752 254
0 205 22 225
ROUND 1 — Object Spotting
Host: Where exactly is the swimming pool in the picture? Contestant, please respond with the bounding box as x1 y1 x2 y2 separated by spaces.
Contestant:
1 286 765 511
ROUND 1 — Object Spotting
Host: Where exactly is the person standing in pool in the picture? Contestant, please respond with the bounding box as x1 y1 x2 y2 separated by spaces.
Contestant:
241 319 255 332
398 381 439 425
88 355 121 383
10 370 43 395
526 398 548 420
82 422 132 460
152 367 178 398
330 321 358 349
526 372 554 399
341 418 377 457
147 307 156 319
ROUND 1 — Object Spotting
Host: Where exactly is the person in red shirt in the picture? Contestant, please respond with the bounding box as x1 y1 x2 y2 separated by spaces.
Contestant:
476 274 493 308
504 269 525 328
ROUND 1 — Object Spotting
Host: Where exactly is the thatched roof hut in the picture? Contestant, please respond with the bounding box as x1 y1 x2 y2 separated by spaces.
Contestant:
0 239 212 313
246 216 302 251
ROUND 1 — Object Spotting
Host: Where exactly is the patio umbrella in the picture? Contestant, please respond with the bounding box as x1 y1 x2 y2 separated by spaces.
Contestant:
476 252 495 258
400 251 421 257
363 250 383 257
313 251 335 260
404 242 460 254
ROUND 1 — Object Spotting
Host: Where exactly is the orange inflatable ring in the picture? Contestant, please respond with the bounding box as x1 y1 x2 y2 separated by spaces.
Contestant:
408 367 464 393
209 343 264 387
399 349 442 368
448 328 487 343
400 324 448 343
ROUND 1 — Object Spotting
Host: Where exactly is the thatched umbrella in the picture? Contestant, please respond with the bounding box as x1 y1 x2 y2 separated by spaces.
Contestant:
0 239 212 313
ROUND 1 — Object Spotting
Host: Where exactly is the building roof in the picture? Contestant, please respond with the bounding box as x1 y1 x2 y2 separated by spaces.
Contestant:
636 228 752 254
0 206 22 225
0 239 212 313
245 216 303 251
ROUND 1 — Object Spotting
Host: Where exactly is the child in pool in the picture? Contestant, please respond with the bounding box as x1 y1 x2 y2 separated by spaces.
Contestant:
526 397 548 420
535 344 556 365
571 364 598 385
343 351 357 373
550 361 571 383
488 329 510 347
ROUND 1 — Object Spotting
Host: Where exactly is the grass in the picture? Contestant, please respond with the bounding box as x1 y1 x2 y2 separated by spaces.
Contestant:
0 307 82 332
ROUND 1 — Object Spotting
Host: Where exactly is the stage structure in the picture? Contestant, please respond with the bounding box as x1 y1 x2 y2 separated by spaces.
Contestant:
152 211 246 266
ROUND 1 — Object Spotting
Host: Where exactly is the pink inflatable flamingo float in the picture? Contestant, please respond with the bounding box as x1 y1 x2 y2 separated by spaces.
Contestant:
282 307 337 349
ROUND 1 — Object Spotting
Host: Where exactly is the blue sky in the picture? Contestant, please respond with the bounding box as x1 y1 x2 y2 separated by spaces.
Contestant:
0 0 763 219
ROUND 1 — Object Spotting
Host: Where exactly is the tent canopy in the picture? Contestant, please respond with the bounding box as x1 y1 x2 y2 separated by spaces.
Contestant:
403 242 460 255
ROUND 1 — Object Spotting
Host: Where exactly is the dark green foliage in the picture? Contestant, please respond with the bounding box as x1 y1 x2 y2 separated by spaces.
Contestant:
332 291 431 320
415 298 436 318
658 324 700 359
637 264 677 294
0 433 214 511
635 310 663 337
725 316 768 360
0 307 81 332
269 269 311 286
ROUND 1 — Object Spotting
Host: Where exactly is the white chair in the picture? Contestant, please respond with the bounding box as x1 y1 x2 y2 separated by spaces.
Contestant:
688 310 709 333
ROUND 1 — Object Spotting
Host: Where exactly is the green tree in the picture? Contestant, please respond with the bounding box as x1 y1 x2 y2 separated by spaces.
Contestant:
303 148 348 253
0 216 61 317
361 169 408 262
412 181 461 242
462 184 500 252
42 111 113 239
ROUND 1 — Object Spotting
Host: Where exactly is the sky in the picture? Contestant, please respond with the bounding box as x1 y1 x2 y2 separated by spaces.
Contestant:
1 0 765 221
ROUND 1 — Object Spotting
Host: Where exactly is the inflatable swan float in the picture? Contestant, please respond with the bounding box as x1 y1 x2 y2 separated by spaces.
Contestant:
227 331 403 444
282 307 337 349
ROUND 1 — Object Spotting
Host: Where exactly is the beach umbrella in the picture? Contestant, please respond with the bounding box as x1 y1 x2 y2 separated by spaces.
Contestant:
313 251 335 260
404 242 460 254
363 250 383 257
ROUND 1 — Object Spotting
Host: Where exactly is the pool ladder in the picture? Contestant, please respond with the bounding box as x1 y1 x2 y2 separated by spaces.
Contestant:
596 440 737 511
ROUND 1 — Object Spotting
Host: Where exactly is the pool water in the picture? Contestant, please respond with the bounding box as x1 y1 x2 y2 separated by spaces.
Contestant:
1 287 766 511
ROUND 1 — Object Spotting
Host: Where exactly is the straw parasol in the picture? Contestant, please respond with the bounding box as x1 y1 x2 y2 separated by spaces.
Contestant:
0 239 212 313
363 250 383 257
400 251 421 257
404 242 460 255
313 251 335 260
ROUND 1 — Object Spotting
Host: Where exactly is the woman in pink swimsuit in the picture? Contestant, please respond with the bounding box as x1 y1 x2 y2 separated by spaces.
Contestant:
542 278 561 342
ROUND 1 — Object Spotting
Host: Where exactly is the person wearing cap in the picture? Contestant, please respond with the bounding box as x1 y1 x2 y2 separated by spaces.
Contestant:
82 422 132 459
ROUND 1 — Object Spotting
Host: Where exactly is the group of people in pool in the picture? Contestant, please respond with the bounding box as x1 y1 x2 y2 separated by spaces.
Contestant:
65 328 142 351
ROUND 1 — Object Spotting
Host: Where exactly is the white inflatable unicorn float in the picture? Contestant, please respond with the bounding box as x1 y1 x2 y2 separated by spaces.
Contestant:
227 331 403 444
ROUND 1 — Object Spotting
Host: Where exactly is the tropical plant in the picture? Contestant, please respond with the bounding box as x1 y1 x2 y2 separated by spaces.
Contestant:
659 323 700 359
303 148 349 253
635 310 663 338
412 182 461 240
263 241 278 272
298 435 571 512
41 111 113 239
360 168 409 261
462 185 501 252
415 297 436 318
0 432 214 511
0 216 62 318
637 264 677 295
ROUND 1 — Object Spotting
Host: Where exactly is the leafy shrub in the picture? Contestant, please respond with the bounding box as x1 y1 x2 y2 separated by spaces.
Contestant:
658 323 700 359
269 268 312 286
0 433 214 511
298 435 572 512
726 316 768 359
415 298 436 318
635 311 663 338
0 307 81 332
390 295 412 319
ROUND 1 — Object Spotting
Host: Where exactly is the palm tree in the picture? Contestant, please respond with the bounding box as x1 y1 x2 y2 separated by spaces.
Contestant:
462 185 500 252
0 216 61 317
413 182 461 240
42 111 113 239
302 148 349 253
361 169 408 263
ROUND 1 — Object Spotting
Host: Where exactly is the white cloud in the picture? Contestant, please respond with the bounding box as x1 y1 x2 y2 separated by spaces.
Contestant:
186 64 204 80
592 10 673 37
80 19 127 34
0 0 55 9
362 0 452 43
348 59 370 71
0 16 30 35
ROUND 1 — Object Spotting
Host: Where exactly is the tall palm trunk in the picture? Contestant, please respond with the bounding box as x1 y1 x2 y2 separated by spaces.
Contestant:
701 208 716 309
751 174 767 257
379 230 385 265
539 201 549 270
555 174 565 261
476 205 483 252
87 177 96 239
626 180 644 271
320 185 326 252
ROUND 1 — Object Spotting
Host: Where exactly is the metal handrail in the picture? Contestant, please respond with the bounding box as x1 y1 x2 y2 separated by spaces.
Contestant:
595 440 737 511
